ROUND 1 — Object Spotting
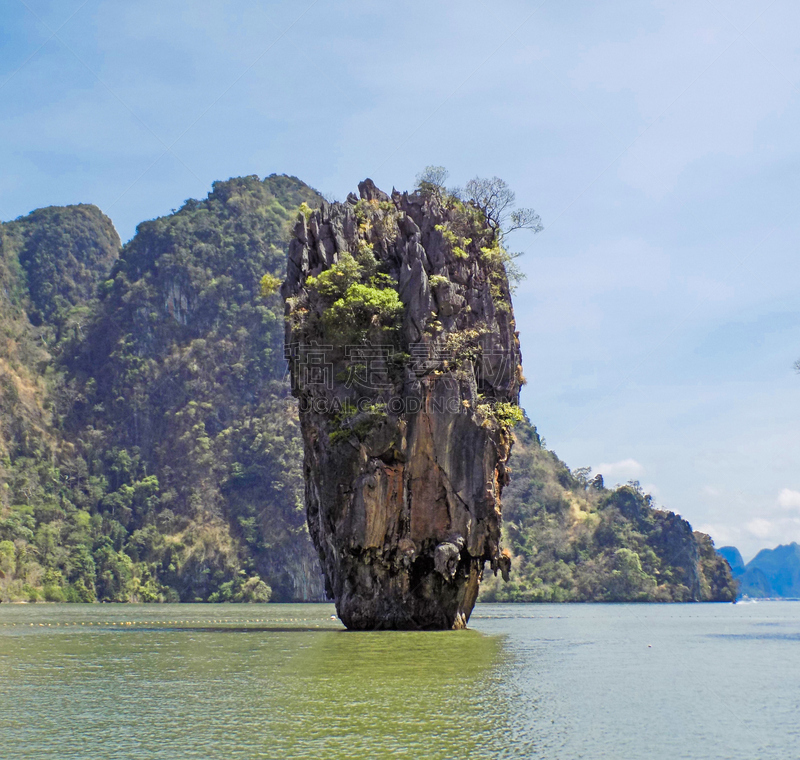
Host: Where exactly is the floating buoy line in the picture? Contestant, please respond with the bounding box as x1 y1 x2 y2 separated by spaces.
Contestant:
0 618 336 628
0 613 543 629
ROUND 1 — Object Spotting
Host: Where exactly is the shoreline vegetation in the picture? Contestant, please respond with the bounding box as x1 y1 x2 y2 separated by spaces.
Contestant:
0 174 736 604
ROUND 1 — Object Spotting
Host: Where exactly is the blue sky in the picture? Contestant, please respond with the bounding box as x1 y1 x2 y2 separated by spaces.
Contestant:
2 0 799 560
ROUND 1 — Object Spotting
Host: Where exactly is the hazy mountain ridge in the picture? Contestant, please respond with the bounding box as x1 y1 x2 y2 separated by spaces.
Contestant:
0 175 736 603
720 543 800 598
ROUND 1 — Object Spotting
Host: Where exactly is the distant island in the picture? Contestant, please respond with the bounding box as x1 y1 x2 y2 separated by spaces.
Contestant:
719 543 800 599
0 174 736 604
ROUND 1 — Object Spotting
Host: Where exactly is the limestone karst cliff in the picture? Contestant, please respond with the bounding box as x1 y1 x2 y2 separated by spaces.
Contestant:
283 179 523 629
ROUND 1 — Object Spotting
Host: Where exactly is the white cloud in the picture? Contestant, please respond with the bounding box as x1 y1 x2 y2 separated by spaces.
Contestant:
595 458 644 481
2 0 800 571
777 488 800 511
746 518 774 539
744 515 800 548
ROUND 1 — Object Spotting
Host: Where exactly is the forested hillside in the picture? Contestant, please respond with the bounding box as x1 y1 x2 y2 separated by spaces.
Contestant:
0 175 736 604
0 204 121 603
1 177 323 603
479 419 736 602
61 175 324 603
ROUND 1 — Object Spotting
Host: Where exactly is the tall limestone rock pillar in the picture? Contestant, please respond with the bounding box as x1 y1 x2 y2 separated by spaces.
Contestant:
283 179 522 629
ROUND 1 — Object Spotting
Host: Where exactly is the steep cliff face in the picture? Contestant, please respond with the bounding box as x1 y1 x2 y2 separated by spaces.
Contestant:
283 179 523 629
0 204 119 506
59 175 326 602
1 175 736 607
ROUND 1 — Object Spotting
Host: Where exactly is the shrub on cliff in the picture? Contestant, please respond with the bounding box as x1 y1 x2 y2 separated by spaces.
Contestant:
304 250 403 344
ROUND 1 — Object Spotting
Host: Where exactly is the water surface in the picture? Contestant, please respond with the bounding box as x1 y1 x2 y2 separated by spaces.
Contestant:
1 602 797 759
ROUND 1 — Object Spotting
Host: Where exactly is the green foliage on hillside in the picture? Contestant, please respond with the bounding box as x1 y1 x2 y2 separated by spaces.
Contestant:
7 204 119 330
480 418 737 603
0 205 121 603
0 176 324 603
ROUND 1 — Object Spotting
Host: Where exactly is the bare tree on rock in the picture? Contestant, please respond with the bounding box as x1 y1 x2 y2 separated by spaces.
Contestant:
415 167 543 239
463 176 543 237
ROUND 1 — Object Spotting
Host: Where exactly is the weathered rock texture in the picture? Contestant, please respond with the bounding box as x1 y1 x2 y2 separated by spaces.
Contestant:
283 179 522 629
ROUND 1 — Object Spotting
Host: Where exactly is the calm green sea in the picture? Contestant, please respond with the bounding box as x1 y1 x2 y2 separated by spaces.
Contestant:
1 602 797 759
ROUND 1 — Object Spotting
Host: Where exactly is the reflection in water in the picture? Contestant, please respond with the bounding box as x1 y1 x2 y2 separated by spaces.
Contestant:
284 629 513 758
0 604 526 760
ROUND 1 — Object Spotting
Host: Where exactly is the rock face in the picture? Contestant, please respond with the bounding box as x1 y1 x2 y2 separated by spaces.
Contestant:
283 179 522 629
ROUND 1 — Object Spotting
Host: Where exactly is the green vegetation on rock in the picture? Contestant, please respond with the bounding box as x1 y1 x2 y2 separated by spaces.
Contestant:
5 204 119 330
300 220 404 347
0 204 121 603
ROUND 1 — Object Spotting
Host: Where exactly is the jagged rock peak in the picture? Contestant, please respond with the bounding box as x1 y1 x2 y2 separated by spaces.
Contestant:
283 179 523 629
